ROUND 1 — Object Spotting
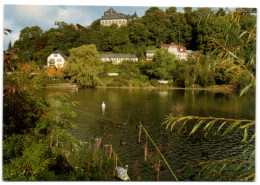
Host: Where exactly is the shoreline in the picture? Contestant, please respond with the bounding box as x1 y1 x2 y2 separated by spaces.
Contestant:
44 82 238 94
96 85 238 93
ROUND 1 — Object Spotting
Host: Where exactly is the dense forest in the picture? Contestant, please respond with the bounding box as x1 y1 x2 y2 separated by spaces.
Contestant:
6 7 256 66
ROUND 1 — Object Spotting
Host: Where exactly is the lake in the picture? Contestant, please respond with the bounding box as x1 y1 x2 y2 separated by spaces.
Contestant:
40 86 255 181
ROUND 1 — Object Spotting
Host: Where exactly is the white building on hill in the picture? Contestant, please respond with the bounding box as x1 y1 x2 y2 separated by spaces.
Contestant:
161 43 192 60
100 53 138 64
47 50 67 68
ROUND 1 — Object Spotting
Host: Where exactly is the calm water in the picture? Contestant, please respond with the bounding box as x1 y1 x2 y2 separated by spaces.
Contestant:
40 86 255 181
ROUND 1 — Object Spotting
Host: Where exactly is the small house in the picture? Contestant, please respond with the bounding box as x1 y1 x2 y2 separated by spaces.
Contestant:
47 50 67 68
161 43 192 61
146 50 155 60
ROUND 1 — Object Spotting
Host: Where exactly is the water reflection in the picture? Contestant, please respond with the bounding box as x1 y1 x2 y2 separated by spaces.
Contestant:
102 106 105 116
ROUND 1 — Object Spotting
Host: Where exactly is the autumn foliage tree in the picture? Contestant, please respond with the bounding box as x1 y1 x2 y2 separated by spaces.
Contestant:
45 66 57 79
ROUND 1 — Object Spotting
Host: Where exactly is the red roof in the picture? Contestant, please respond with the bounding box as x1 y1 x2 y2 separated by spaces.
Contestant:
161 42 186 53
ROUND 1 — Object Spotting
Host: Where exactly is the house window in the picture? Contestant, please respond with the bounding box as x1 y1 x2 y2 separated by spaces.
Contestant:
57 59 62 62
49 59 55 65
54 54 57 57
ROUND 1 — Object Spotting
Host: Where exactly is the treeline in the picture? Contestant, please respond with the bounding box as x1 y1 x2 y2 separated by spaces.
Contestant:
7 7 256 67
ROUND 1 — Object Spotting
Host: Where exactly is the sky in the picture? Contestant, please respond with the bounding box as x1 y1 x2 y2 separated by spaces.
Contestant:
2 0 259 50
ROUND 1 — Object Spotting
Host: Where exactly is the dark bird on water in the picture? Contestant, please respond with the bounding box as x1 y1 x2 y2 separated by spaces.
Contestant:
120 140 127 145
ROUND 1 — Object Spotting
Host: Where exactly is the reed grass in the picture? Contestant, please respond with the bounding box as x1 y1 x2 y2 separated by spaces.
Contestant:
139 122 178 181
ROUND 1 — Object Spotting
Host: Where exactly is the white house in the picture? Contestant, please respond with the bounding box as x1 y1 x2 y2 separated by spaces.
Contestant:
146 50 155 60
47 50 67 68
161 43 192 60
100 53 138 64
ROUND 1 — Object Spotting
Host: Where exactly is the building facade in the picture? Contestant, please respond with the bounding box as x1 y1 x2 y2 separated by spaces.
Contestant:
100 53 138 64
47 50 67 68
161 43 192 60
100 7 138 27
146 50 156 60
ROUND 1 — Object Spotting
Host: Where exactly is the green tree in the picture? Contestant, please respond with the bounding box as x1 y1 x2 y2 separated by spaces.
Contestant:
91 19 101 31
166 7 177 15
149 48 176 80
127 20 149 45
214 60 244 85
67 44 103 88
13 26 43 62
142 7 171 46
7 41 12 52
166 12 192 47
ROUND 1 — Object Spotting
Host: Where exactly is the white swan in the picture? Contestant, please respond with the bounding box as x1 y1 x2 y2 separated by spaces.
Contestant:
115 165 129 181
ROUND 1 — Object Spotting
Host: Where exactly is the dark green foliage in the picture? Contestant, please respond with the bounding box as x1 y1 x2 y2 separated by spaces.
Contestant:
149 48 176 80
7 41 13 52
3 91 43 134
3 68 116 181
100 60 150 87
14 26 43 62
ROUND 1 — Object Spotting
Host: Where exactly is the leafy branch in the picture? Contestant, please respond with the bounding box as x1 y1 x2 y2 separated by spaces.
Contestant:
162 115 255 142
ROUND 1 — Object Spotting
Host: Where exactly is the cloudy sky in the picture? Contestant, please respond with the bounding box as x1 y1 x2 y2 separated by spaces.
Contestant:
2 0 259 50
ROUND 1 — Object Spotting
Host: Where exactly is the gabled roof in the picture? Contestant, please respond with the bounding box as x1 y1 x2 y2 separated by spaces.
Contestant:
51 50 68 60
101 7 138 21
161 43 187 53
101 13 128 20
104 7 117 15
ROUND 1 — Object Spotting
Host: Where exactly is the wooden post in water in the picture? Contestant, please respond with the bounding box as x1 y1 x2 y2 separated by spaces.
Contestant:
144 135 147 161
109 144 112 159
138 123 142 143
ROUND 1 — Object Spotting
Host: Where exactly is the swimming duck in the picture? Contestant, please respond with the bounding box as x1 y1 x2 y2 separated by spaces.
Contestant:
120 140 127 145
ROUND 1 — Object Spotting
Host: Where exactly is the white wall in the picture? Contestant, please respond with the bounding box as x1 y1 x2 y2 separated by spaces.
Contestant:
47 53 65 68
100 19 127 27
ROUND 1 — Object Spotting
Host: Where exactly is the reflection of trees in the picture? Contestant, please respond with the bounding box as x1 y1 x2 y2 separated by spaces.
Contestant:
170 103 185 117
